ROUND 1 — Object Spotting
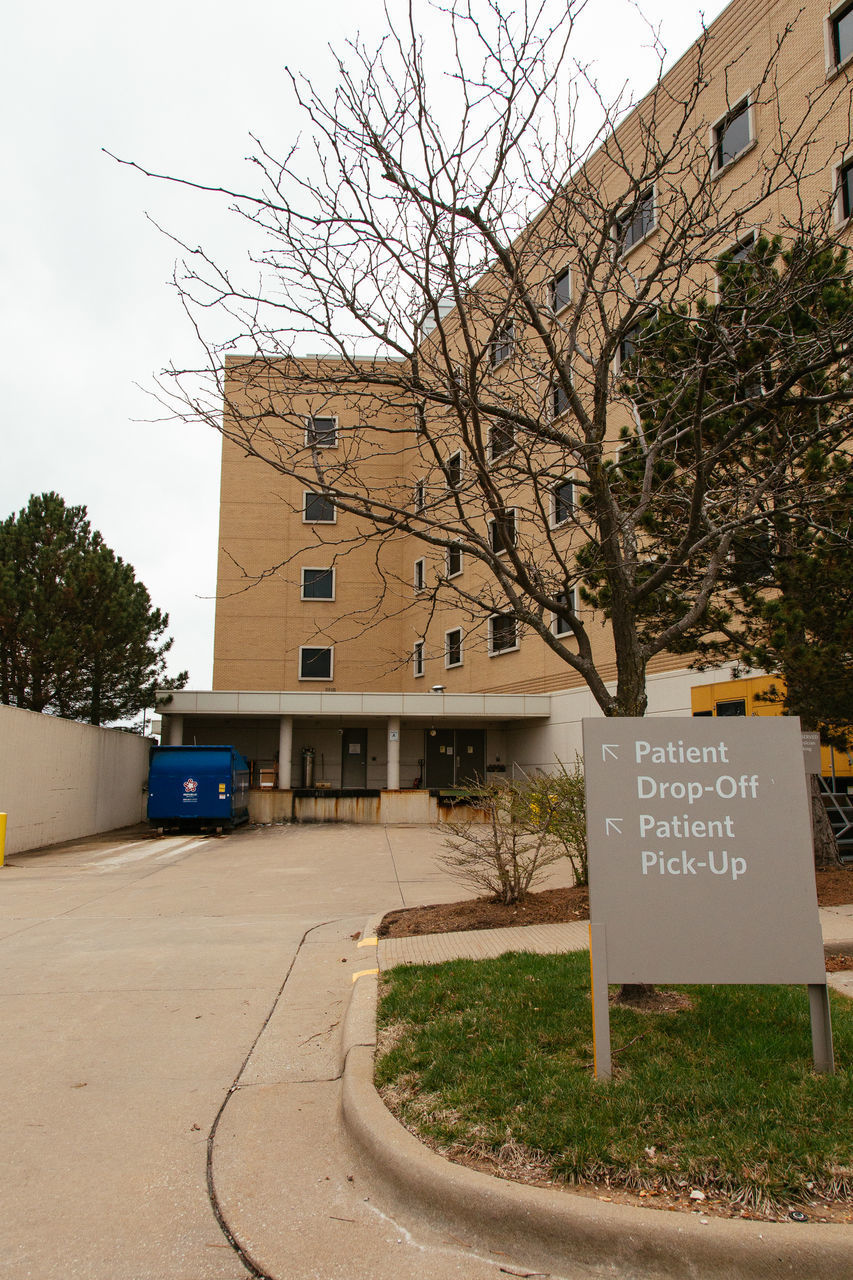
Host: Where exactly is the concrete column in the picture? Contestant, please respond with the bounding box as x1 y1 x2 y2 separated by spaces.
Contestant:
387 717 400 791
167 715 183 746
278 716 293 790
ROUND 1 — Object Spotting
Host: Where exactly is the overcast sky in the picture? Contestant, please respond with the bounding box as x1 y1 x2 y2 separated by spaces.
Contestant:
0 0 729 693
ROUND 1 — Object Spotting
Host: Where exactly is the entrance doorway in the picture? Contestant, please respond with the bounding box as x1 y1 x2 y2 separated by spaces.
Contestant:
341 728 368 788
424 728 485 788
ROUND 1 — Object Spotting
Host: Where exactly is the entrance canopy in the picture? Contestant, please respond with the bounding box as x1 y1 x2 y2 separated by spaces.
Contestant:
156 689 552 792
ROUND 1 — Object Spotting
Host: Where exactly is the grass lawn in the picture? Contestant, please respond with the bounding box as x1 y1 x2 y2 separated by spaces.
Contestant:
376 951 853 1218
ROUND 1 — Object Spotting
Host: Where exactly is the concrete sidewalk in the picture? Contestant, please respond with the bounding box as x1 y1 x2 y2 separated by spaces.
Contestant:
378 906 853 995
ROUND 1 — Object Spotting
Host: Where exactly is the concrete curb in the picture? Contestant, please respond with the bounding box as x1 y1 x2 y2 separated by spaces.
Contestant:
340 962 853 1280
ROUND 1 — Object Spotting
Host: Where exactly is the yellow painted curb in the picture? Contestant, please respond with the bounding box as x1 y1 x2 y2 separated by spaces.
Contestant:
352 968 380 983
357 936 378 948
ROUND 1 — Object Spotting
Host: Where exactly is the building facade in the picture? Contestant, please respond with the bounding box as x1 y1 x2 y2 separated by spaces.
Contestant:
160 0 853 815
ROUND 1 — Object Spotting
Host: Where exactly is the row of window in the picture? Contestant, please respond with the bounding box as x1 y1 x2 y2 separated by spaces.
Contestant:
412 593 578 674
296 591 578 681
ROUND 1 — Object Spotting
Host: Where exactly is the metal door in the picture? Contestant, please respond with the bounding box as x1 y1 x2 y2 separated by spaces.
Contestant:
341 728 368 789
424 728 455 788
454 729 485 786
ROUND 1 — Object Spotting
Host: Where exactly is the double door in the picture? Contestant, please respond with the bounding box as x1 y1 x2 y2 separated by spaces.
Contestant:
424 729 485 788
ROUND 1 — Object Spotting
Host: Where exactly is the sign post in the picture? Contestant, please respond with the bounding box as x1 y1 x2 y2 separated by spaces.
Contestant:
582 717 833 1078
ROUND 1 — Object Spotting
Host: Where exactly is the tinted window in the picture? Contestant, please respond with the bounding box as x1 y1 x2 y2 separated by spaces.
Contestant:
616 188 655 252
490 613 517 652
715 101 751 170
300 647 333 679
304 492 335 522
551 268 571 312
302 568 333 599
834 2 853 66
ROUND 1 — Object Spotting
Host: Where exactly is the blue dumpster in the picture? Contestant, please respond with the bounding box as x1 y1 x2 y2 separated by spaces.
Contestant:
147 745 250 831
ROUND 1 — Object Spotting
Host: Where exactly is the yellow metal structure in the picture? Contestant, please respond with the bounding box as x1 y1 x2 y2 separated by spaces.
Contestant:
691 676 852 780
0 812 6 867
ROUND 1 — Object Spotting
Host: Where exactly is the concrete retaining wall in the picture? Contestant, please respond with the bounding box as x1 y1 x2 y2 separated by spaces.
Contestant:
0 705 151 855
248 788 486 825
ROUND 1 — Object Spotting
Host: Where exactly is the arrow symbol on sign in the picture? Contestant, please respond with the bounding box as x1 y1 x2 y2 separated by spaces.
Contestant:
601 744 619 761
605 818 623 835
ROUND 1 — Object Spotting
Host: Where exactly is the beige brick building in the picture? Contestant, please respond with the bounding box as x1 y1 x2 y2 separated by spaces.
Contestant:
161 0 853 816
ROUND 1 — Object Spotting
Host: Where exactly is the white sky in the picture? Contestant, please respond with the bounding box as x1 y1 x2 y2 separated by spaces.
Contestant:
0 0 729 691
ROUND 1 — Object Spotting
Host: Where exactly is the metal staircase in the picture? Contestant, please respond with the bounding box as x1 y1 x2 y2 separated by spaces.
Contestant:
820 783 853 863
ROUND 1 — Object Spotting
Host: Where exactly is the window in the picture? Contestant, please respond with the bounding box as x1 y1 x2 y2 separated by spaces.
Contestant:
299 646 333 680
615 187 655 254
715 698 746 717
837 158 853 222
552 379 570 418
490 321 515 368
618 323 640 368
489 509 516 554
446 543 463 578
552 589 577 637
489 612 518 654
445 451 462 490
414 558 426 592
729 231 756 262
551 267 571 313
301 567 334 600
303 492 336 523
305 415 337 448
488 422 514 461
713 99 751 172
830 1 853 68
414 479 426 511
445 628 463 668
552 479 574 527
413 640 425 678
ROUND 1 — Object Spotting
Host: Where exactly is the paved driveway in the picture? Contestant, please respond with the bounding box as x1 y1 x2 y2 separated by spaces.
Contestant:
0 822 578 1279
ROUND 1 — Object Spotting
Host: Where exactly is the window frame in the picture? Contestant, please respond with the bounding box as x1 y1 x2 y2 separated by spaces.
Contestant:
550 267 571 314
614 186 656 257
728 230 757 262
445 451 463 491
711 97 753 175
488 508 517 556
551 479 574 528
303 491 336 524
827 0 853 73
446 542 463 579
412 639 425 678
298 645 334 681
445 627 463 669
488 422 514 462
490 321 515 369
300 566 335 601
835 156 853 224
552 589 577 638
489 612 519 656
413 557 426 593
551 377 570 419
304 415 338 449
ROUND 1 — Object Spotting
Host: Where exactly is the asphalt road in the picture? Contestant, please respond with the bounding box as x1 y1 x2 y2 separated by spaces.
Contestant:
0 821 579 1280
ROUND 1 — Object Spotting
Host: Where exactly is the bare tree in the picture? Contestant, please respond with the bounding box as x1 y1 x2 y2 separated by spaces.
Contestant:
119 0 853 718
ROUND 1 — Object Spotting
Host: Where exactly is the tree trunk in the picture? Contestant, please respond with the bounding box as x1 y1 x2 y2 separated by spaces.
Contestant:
809 772 842 868
615 983 657 1005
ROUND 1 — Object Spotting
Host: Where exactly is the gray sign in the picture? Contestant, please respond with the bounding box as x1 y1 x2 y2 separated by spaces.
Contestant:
801 730 822 775
583 717 826 985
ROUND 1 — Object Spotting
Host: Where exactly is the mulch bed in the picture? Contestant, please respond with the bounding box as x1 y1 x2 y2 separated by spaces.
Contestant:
377 866 853 962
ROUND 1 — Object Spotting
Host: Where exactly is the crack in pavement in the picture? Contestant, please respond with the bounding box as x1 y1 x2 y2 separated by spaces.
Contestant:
204 916 341 1280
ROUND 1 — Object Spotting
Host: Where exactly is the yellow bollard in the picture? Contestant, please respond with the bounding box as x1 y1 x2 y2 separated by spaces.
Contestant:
0 812 6 867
